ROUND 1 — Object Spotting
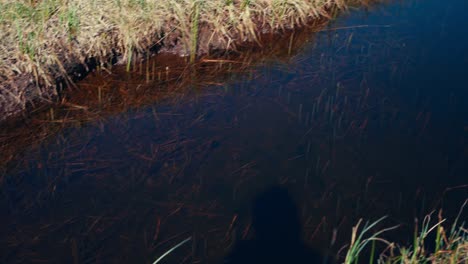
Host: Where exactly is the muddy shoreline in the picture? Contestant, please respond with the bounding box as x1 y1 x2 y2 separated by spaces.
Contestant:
0 20 329 172
0 1 346 123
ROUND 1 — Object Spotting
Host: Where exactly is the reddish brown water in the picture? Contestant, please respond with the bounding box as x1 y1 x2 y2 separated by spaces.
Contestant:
1 0 467 263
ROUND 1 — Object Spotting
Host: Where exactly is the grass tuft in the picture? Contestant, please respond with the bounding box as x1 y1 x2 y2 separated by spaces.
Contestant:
344 200 468 264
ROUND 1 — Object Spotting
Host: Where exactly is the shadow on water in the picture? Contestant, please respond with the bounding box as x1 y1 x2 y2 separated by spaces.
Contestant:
225 185 323 264
1 0 468 263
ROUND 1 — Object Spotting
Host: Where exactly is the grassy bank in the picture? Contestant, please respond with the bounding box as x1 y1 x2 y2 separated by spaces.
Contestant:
343 205 468 264
0 0 362 120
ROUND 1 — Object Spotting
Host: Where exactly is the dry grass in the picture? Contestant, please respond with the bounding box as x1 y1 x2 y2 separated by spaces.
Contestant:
0 0 362 120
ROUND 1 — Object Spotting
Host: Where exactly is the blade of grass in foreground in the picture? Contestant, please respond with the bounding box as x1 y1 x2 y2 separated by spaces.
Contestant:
346 200 468 264
344 216 399 264
153 236 192 264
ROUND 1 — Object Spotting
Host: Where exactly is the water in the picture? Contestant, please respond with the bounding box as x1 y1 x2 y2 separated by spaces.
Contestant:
1 0 467 263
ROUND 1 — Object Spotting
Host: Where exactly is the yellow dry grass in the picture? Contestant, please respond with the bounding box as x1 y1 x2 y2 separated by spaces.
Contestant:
0 0 360 119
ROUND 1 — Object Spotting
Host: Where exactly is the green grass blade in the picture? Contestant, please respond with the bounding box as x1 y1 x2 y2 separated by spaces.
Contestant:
152 236 192 264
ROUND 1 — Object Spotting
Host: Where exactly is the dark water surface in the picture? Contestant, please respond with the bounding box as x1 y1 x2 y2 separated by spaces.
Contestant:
1 0 467 263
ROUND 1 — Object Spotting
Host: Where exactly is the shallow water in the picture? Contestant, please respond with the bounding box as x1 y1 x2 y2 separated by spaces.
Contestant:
1 0 467 263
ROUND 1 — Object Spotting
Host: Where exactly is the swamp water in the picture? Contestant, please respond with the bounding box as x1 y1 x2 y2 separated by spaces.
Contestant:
1 0 467 263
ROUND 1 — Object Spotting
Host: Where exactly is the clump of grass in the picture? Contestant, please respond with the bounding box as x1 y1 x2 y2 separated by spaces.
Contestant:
190 0 201 63
343 200 468 264
344 216 399 264
0 0 372 120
